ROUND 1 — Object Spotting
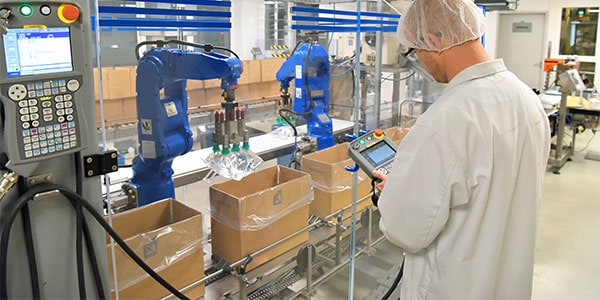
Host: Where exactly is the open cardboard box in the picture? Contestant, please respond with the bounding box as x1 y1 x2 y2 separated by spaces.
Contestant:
105 199 204 299
209 165 311 271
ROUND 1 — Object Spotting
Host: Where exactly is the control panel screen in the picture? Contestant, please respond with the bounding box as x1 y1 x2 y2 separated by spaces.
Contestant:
3 27 73 77
361 141 396 167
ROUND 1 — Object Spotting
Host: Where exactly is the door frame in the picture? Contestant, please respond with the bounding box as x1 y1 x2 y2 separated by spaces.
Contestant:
496 11 549 90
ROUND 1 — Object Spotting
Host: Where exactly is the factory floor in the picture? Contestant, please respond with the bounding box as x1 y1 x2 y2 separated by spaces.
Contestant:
174 129 600 299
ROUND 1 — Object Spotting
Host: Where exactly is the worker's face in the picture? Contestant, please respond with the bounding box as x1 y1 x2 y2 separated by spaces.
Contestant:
415 49 447 83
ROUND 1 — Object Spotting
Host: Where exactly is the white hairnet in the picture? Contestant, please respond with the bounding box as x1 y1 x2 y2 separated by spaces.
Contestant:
397 0 486 52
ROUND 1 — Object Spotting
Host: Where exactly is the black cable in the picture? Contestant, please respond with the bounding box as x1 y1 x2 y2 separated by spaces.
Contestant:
19 203 40 300
1 184 189 300
290 40 303 55
303 42 316 110
381 257 404 300
76 201 87 300
74 152 105 299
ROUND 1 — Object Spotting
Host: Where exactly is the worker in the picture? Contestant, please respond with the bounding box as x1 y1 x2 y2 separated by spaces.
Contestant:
372 0 551 298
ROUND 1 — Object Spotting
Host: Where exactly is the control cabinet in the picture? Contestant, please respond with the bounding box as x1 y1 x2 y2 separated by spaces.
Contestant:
0 0 109 298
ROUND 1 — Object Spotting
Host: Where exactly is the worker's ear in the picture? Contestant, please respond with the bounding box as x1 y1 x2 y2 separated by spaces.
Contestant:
427 32 444 51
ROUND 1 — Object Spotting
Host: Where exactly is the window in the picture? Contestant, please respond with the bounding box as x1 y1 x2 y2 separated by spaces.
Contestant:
559 7 598 56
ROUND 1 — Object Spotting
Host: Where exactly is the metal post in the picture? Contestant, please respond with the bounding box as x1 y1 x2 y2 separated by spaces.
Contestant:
238 276 247 300
306 245 313 299
374 0 383 128
335 215 343 265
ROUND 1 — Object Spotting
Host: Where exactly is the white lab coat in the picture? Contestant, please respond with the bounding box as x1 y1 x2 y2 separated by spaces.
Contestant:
378 59 550 299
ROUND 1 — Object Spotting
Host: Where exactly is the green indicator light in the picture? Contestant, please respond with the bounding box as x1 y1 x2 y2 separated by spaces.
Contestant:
359 139 365 145
19 4 33 17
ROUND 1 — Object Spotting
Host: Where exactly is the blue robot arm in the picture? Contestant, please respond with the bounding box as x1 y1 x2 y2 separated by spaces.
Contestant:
275 42 334 150
130 43 243 206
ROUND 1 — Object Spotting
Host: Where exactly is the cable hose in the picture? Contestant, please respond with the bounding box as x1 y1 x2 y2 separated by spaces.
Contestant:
0 183 189 300
381 257 404 300
20 204 40 300
76 201 87 300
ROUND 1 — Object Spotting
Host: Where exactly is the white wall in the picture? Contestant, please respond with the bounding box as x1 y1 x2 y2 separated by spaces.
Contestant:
230 0 265 60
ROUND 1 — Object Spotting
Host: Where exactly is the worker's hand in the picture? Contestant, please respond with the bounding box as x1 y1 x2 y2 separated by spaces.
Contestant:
372 170 388 195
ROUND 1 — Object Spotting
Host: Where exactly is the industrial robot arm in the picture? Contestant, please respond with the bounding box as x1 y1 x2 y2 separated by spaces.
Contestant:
129 41 244 206
275 41 334 151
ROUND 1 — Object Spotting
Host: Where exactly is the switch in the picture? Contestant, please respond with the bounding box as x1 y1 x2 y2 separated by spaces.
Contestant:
58 3 79 23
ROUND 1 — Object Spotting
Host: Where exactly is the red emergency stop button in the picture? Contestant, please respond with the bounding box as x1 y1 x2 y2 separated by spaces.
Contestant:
58 3 79 24
374 128 384 139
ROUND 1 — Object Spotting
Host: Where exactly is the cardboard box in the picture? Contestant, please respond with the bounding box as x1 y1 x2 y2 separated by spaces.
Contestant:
187 89 207 108
186 79 205 91
311 176 373 219
384 127 411 145
106 199 205 299
302 143 369 191
107 67 135 99
204 78 221 89
260 58 286 82
210 165 311 271
121 97 138 124
93 68 110 101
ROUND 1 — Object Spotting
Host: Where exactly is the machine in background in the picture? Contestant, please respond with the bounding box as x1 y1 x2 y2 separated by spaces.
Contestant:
275 40 335 157
0 0 111 297
125 41 261 206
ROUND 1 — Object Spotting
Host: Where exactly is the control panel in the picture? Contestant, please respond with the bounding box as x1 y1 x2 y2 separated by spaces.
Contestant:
348 128 398 179
0 1 88 167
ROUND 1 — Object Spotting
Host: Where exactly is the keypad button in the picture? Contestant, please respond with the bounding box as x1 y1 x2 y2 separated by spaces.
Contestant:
29 106 38 113
38 127 45 133
56 144 63 151
35 82 43 89
49 146 56 153
48 139 55 146
28 91 36 98
32 142 40 149
55 95 64 102
65 108 73 115
43 115 53 122
36 90 44 97
20 115 30 122
53 124 61 131
44 89 51 96
59 87 67 93
19 100 29 107
51 81 58 88
64 94 72 101
51 88 59 95
25 151 33 158
62 129 69 136
30 114 40 121
67 79 80 92
47 132 54 139
70 141 76 147
28 99 38 106
58 80 66 87
43 108 53 115
22 123 30 129
40 141 47 147
68 128 76 135
69 135 77 141
31 135 39 142
61 123 68 129
64 101 73 108
68 121 75 128
33 149 41 156
22 130 30 137
58 116 65 122
27 83 35 90
43 82 51 89
57 109 65 116
19 108 29 115
24 144 32 151
63 143 70 150
30 128 38 135
31 121 39 127
42 101 52 108
39 133 46 140
23 137 31 144
66 115 74 121
55 103 64 109
55 137 62 143
41 148 48 155
46 125 53 132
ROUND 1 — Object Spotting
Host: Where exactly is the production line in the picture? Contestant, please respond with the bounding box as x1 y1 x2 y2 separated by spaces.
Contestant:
1 0 597 299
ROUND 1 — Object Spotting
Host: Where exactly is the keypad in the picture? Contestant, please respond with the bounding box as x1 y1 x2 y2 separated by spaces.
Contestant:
18 78 80 159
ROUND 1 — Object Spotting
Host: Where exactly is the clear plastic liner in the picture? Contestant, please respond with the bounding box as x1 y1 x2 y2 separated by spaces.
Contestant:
210 165 313 231
204 145 264 180
270 125 295 139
